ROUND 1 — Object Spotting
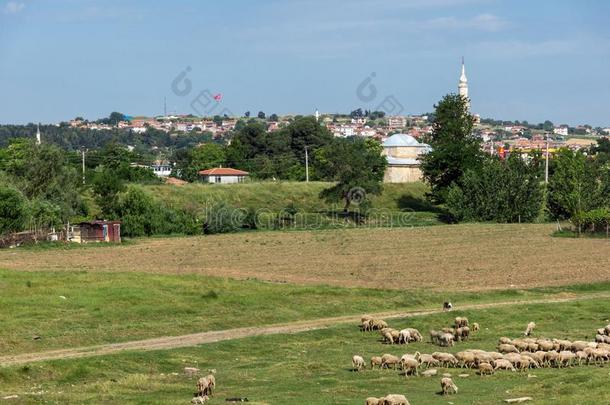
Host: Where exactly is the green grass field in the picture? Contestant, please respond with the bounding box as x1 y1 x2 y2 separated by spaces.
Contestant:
1 295 609 404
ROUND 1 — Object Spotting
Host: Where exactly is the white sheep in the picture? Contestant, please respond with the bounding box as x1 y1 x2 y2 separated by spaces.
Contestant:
398 329 411 345
524 321 536 336
365 397 382 405
382 394 410 405
191 395 209 404
352 355 366 371
441 377 458 395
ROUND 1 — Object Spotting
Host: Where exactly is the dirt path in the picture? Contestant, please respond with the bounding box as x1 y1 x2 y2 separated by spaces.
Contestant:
1 292 609 367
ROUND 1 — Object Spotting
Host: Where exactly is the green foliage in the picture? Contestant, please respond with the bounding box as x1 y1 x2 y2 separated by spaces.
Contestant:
28 199 63 230
316 138 387 211
446 154 543 223
571 208 610 233
548 149 608 219
203 201 245 234
174 143 226 182
0 186 28 234
420 93 483 203
92 169 125 217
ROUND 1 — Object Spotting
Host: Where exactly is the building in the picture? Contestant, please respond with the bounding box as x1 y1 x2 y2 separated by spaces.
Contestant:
199 167 249 184
150 161 173 177
388 116 407 129
382 133 431 183
553 126 569 136
69 221 121 244
458 57 469 110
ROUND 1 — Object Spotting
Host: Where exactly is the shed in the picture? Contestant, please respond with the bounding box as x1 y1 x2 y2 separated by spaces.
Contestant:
70 221 121 244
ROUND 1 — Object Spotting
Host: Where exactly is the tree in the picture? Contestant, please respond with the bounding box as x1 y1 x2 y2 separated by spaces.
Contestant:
548 149 607 219
0 186 28 234
257 111 266 119
178 143 226 182
269 113 279 122
316 138 387 211
244 111 251 118
542 120 554 132
446 154 543 223
212 115 223 126
92 169 125 217
420 94 482 203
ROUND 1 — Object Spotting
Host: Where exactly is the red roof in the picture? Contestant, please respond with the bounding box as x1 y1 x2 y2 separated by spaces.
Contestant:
198 167 249 176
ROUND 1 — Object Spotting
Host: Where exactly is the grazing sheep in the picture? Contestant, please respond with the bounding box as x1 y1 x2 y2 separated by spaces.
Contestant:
455 326 470 342
398 329 412 345
383 330 396 344
472 322 480 332
404 328 423 342
553 339 573 351
544 350 559 367
558 351 576 368
498 344 519 354
361 315 373 323
455 351 476 369
401 358 419 376
196 377 210 397
442 327 456 335
361 319 373 332
493 359 516 371
372 320 389 330
382 394 410 405
575 350 588 365
353 355 366 371
429 330 442 344
440 377 458 395
439 333 455 347
498 337 512 345
517 356 540 371
370 356 383 369
478 362 494 375
365 397 382 405
536 339 554 351
604 324 610 335
524 322 536 336
381 354 401 369
454 317 469 328
191 395 209 404
416 353 439 368
512 340 529 352
432 352 458 367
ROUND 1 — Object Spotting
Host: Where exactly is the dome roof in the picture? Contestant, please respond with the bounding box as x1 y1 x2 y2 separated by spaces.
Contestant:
383 133 428 148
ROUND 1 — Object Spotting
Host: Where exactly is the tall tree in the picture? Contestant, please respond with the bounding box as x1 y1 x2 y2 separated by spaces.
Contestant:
316 138 387 211
420 94 482 203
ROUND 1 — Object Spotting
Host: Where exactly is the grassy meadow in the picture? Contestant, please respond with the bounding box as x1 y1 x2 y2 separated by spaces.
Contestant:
1 295 609 404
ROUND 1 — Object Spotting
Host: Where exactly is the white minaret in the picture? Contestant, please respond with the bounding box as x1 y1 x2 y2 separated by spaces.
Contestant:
315 108 320 122
458 57 469 109
36 123 41 145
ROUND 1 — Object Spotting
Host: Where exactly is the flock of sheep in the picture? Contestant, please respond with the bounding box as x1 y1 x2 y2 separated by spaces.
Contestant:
355 316 610 404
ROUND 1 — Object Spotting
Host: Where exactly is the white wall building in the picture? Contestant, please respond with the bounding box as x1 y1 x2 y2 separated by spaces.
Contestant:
199 167 249 184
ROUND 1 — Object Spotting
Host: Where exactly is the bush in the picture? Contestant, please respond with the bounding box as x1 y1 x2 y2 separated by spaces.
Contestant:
204 201 245 234
0 186 28 234
571 208 610 234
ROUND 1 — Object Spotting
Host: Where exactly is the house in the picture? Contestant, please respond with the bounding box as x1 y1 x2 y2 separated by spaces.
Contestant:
382 133 431 183
199 167 249 184
69 221 121 244
388 116 407 129
150 161 173 177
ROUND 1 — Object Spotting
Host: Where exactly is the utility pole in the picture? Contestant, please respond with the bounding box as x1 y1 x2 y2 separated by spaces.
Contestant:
304 146 309 183
545 134 550 184
82 149 86 185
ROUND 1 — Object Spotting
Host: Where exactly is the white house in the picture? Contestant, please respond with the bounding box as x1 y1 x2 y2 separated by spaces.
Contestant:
150 161 173 177
199 167 249 184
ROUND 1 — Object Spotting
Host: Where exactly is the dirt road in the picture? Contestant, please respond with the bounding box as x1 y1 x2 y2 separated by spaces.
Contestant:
2 292 608 367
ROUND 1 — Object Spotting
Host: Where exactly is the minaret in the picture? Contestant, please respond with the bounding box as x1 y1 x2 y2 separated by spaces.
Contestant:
458 57 470 110
315 108 320 122
36 123 41 145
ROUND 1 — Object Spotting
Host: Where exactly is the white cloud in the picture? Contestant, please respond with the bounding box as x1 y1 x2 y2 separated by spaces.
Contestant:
3 1 25 14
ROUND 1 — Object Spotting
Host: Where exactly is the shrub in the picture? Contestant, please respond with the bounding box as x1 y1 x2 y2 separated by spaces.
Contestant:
0 186 28 234
571 208 610 234
204 201 245 234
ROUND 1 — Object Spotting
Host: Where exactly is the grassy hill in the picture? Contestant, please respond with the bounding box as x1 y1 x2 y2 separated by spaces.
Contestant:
143 181 437 213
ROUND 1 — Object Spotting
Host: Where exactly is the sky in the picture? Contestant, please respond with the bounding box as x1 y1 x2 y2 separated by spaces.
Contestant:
1 0 609 126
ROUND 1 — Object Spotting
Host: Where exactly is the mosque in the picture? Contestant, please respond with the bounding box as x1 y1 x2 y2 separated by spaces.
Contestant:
382 59 468 183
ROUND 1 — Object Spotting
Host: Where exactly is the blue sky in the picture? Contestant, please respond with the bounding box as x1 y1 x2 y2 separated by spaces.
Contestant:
1 0 609 126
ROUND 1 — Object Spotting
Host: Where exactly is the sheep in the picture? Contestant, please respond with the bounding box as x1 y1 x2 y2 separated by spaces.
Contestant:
605 324 610 335
440 377 458 395
553 339 573 351
498 344 519 354
353 355 366 371
404 328 423 342
524 321 536 336
503 353 522 366
472 322 480 332
498 337 512 345
455 351 476 369
512 340 529 352
558 351 576 368
416 353 439 368
370 356 383 369
536 339 554 351
455 326 470 342
575 350 588 365
571 341 589 352
372 319 389 330
478 362 494 375
400 358 419 376
517 356 540 371
381 394 410 405
381 354 401 369
432 352 458 367
191 395 209 404
454 317 469 328
398 329 411 345
361 315 373 324
383 330 396 344
439 333 455 347
429 330 442 344
197 374 216 397
493 359 516 371
361 319 373 332
365 397 382 405
442 327 456 335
